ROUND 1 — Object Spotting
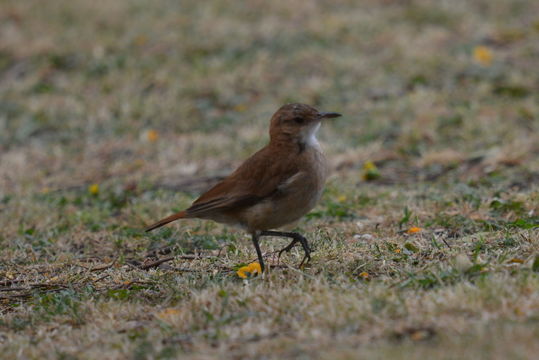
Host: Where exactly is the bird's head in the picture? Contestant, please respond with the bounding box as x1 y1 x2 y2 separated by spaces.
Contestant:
269 103 341 146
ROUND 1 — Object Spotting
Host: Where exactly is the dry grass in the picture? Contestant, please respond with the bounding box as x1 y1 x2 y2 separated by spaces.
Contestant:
1 0 539 358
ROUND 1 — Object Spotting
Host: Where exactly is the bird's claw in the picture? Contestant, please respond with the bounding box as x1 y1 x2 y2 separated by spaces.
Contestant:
277 239 298 260
298 252 311 268
277 238 311 269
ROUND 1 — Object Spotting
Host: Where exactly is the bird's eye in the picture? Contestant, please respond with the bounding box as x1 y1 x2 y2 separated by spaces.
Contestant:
293 117 304 124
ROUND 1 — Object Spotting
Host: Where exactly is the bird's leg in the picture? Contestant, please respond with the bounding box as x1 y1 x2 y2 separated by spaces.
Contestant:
251 232 265 273
260 231 311 267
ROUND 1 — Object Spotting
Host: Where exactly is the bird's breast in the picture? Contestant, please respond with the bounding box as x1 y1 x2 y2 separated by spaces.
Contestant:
242 146 328 231
300 146 329 206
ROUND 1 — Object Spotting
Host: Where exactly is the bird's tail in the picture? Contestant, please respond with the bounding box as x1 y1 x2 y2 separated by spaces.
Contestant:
145 211 187 232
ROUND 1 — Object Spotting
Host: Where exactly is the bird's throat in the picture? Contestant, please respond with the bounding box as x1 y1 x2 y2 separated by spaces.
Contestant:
270 122 322 153
302 122 321 149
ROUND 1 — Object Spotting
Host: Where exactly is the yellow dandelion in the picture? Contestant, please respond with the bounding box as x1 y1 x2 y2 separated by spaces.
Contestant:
146 129 159 142
337 195 347 203
359 271 369 279
473 46 493 66
407 226 422 234
88 184 99 195
237 262 262 279
394 248 401 253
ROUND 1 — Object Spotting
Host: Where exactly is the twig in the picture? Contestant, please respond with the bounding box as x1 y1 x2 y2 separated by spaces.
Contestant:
0 285 67 300
139 253 218 270
169 268 199 272
139 256 175 270
93 274 111 283
178 254 213 260
0 293 32 300
91 259 117 272
145 245 173 257
217 244 232 257
0 279 24 287
77 258 117 272
0 287 27 292
441 238 452 249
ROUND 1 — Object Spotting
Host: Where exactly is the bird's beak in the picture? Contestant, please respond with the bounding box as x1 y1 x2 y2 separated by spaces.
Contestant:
318 112 342 119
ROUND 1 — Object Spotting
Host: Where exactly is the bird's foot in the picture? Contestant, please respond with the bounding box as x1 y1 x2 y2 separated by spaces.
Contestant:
298 251 311 269
277 239 299 263
297 235 312 269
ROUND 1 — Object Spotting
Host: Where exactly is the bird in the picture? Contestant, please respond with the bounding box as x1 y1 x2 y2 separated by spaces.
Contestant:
145 103 341 272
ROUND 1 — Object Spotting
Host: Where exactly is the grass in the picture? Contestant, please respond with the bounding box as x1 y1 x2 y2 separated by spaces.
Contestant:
1 0 539 358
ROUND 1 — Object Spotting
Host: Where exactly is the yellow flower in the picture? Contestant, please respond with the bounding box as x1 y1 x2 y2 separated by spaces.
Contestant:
337 195 347 203
134 35 147 46
237 268 248 278
248 262 262 274
146 129 159 142
394 248 401 253
156 308 181 320
133 159 145 169
407 226 422 234
237 262 262 279
359 271 369 279
88 184 99 195
473 46 493 66
234 104 247 112
362 161 380 181
363 161 376 171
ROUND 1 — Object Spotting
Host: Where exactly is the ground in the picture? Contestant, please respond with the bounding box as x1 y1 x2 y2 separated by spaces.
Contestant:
1 0 539 359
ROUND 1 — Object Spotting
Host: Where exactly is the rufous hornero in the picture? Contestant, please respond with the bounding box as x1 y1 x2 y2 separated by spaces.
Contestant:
145 103 341 272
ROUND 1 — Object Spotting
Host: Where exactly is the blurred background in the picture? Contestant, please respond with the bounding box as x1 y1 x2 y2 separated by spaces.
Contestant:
1 0 538 197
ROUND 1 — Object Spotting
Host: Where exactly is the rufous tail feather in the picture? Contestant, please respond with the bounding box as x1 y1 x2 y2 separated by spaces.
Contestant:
145 211 187 232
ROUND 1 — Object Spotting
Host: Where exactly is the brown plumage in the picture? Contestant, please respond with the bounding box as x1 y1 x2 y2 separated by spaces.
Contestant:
145 103 341 272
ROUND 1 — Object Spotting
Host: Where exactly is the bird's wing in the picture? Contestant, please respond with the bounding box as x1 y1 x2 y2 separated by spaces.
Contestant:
185 146 299 217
